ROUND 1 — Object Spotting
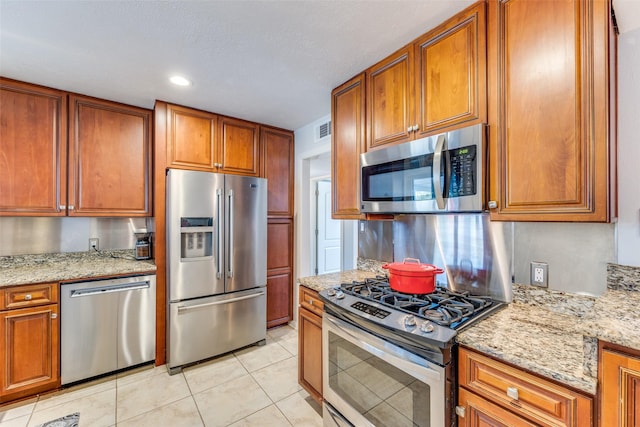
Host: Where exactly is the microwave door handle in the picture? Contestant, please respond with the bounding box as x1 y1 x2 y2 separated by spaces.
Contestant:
433 134 447 209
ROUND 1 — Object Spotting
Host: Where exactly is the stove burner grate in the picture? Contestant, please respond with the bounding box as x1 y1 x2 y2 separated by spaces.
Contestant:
338 276 495 328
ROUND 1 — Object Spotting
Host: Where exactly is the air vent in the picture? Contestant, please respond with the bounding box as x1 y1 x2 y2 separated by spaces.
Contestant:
315 120 331 142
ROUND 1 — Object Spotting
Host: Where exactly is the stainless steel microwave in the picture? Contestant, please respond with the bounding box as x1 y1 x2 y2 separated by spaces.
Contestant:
360 124 485 213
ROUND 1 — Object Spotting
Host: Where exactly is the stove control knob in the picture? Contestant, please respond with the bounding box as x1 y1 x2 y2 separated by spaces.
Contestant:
327 288 336 297
404 315 417 328
335 291 345 300
420 322 435 333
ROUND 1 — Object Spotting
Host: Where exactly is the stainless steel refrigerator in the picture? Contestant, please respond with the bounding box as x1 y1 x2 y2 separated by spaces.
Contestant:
166 169 267 373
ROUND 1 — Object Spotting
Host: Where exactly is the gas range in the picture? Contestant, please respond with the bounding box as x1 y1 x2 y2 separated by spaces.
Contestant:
318 275 506 366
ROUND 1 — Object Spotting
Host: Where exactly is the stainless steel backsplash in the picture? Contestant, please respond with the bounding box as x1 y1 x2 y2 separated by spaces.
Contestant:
358 214 616 296
0 217 153 256
392 214 513 302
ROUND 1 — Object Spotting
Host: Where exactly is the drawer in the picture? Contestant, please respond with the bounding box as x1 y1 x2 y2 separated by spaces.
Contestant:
299 286 323 317
458 347 593 427
1 283 59 310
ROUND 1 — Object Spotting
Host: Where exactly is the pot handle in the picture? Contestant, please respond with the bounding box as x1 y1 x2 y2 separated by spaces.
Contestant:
403 258 421 264
434 268 445 274
382 263 389 269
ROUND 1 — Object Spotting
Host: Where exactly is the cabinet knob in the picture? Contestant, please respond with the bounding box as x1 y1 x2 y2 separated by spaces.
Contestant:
407 126 413 133
488 200 498 209
51 313 58 319
455 406 466 418
507 386 519 400
60 205 66 210
68 205 75 210
24 294 32 301
308 299 314 306
412 124 419 132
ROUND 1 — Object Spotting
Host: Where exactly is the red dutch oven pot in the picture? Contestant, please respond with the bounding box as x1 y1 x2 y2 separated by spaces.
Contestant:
382 258 444 294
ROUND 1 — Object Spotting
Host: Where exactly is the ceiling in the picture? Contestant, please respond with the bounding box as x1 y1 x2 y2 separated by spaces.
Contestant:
1 1 639 132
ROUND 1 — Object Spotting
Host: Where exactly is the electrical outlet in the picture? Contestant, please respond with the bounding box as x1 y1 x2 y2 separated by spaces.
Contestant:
530 261 548 287
89 238 99 251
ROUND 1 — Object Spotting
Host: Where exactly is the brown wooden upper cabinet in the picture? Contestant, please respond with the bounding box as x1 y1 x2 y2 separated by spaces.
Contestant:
366 1 487 150
0 78 68 216
69 95 152 216
331 73 366 219
261 126 294 217
487 0 616 222
218 116 260 177
166 103 260 177
166 103 218 171
0 78 152 216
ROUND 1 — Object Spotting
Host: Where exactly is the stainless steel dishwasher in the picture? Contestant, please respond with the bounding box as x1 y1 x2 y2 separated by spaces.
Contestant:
61 274 156 385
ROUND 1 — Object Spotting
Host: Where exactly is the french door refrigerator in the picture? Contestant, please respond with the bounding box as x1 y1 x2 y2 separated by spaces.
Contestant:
166 169 267 373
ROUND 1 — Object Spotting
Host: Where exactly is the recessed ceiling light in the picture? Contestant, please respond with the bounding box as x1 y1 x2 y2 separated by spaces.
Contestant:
170 76 192 86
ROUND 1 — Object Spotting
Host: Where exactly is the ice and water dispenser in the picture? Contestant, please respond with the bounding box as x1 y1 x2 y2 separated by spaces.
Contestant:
180 217 213 259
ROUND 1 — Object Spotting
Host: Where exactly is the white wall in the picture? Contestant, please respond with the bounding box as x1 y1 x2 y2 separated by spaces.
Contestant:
617 27 640 267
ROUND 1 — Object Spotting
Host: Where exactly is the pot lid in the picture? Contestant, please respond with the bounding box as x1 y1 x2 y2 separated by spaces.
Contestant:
382 258 443 274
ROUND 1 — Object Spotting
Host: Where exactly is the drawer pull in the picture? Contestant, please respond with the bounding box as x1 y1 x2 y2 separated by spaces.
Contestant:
455 406 466 418
24 294 32 301
507 386 519 400
308 299 314 306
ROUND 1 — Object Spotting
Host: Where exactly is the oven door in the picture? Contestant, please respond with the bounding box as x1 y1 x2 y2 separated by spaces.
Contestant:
322 312 446 427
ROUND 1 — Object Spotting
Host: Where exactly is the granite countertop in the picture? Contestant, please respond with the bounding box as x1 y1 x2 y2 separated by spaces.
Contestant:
458 284 640 395
0 251 157 287
298 262 640 396
297 270 378 293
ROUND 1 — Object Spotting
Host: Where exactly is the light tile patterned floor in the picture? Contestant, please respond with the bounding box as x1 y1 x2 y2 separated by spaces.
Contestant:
0 325 322 427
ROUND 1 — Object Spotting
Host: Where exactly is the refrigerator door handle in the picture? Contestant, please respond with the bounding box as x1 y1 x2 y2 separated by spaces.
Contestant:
227 189 234 278
177 291 265 313
216 188 223 279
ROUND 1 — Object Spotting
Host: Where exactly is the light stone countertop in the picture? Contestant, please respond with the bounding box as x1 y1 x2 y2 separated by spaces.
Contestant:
0 251 156 287
298 264 640 396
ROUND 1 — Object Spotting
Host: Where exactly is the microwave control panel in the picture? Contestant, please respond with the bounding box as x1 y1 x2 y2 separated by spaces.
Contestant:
448 145 477 197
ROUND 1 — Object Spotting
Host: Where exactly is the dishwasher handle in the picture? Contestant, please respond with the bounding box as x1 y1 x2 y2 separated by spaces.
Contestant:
70 281 150 298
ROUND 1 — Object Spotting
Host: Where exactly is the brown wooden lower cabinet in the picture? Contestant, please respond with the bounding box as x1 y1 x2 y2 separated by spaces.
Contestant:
266 273 292 328
0 283 60 403
266 219 293 328
458 347 593 427
600 342 640 427
298 286 323 404
458 387 538 427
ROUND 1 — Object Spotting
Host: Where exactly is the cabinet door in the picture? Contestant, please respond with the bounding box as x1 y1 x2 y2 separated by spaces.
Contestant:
487 0 613 221
331 74 365 219
166 104 217 171
601 347 640 427
366 45 414 149
261 127 294 217
218 117 260 176
415 1 486 137
266 219 293 328
266 273 292 329
298 307 322 404
69 95 152 216
458 388 537 427
0 304 59 402
0 78 68 216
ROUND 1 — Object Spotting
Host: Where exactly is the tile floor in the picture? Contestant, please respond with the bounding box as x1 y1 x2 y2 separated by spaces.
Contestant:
0 325 323 427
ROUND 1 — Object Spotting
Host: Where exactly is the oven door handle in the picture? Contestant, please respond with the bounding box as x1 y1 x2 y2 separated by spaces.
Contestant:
325 314 444 382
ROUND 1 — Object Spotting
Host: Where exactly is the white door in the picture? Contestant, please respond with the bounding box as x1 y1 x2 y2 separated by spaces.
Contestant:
316 180 341 274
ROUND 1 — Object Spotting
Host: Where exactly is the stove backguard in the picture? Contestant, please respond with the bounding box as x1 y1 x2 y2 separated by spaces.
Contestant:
388 213 513 303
